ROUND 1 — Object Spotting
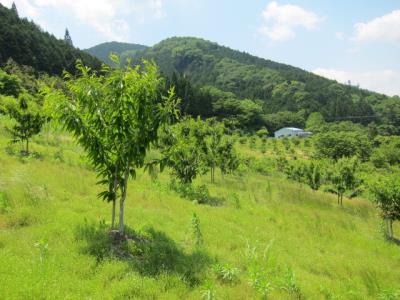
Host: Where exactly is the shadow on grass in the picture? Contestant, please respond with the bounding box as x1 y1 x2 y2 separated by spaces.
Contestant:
169 181 225 207
75 219 211 286
388 237 400 246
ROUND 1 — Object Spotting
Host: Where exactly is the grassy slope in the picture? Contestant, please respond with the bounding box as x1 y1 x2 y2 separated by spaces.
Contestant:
0 119 399 299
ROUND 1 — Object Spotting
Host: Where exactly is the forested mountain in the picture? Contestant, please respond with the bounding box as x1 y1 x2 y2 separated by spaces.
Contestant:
118 37 398 133
135 37 382 114
85 42 148 66
0 4 101 75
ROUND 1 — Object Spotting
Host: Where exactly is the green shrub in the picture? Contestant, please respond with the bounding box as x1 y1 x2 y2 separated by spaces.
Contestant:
256 128 269 138
239 136 247 144
314 131 371 161
252 157 274 175
170 180 216 205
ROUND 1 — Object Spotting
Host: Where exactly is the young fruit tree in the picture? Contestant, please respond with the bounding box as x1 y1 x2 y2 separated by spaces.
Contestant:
203 119 238 182
204 119 224 183
158 118 206 185
305 161 322 191
217 139 239 177
47 57 179 235
370 174 400 240
0 93 44 154
330 157 361 206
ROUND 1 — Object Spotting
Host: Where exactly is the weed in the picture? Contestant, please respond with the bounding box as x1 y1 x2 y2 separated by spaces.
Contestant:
34 239 49 263
280 267 302 299
248 269 273 299
191 213 203 247
201 281 216 300
213 263 240 284
229 192 241 209
245 240 275 299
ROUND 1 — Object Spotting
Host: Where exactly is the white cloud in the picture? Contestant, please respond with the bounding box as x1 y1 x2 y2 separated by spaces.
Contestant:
313 68 400 96
32 0 133 41
354 10 400 43
258 1 322 41
335 32 344 40
1 0 167 41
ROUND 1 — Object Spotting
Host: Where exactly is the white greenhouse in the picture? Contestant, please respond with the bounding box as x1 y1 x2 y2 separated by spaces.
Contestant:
274 127 312 138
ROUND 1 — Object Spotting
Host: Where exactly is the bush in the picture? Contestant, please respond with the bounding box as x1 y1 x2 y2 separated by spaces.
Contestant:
0 70 21 97
251 157 274 175
370 137 400 167
256 128 269 138
314 131 371 161
238 136 247 144
170 180 215 205
370 150 388 168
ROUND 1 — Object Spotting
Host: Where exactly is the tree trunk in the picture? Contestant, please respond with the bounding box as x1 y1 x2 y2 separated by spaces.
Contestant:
384 219 391 239
118 169 129 235
111 199 116 229
111 170 118 229
337 193 340 205
385 219 389 239
26 138 29 154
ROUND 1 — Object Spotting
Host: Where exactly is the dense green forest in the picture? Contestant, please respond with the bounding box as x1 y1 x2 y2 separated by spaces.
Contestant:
88 37 400 134
0 4 101 75
85 42 148 66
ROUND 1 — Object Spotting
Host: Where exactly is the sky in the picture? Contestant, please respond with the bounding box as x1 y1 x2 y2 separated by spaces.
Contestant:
1 0 400 96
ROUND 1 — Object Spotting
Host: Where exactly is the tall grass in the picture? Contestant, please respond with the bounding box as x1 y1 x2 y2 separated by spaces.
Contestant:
0 121 399 299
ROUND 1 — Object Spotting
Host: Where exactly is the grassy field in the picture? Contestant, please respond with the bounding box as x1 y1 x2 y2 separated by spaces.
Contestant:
0 119 399 299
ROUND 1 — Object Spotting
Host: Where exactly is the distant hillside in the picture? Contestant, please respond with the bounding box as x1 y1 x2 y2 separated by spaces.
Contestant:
0 4 101 75
85 42 148 65
123 37 393 126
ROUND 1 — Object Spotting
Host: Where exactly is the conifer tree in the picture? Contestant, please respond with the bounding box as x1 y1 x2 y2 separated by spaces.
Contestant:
11 2 18 17
64 28 73 47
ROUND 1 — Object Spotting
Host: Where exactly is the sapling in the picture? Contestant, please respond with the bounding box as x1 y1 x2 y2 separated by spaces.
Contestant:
371 174 400 240
47 57 178 235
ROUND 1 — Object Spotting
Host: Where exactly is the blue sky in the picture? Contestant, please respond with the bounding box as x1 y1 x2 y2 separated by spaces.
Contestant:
1 0 400 96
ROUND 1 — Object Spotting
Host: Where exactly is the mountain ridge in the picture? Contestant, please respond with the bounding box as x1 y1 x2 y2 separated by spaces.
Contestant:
85 41 148 66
